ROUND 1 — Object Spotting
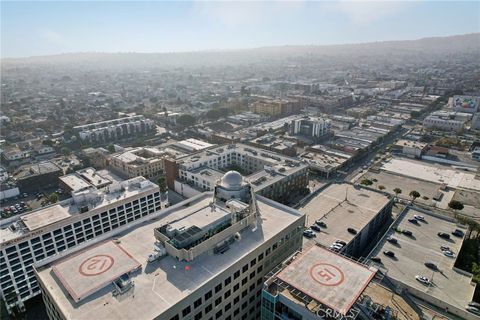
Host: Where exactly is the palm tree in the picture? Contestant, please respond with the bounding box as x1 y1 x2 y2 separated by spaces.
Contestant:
393 188 402 197
409 190 420 202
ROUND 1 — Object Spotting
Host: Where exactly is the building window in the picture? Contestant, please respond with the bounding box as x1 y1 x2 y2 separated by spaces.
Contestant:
205 290 212 300
215 310 222 319
224 276 231 286
250 258 256 267
242 264 248 273
224 289 231 299
194 298 202 309
182 306 191 317
233 270 240 279
169 315 179 320
214 297 222 306
214 283 222 293
205 304 212 313
194 312 202 320
233 283 240 292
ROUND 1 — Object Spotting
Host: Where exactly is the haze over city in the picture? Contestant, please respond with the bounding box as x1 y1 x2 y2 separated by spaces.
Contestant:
2 1 479 57
1 1 480 320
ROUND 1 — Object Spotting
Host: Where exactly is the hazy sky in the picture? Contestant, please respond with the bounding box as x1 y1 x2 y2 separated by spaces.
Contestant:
1 1 479 58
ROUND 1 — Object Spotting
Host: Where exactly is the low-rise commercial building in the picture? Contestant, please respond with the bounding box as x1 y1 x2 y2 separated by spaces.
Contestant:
393 140 427 158
34 172 305 320
423 115 465 132
12 161 63 193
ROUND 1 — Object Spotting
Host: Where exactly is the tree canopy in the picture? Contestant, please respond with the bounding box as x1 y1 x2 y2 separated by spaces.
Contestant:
176 114 196 127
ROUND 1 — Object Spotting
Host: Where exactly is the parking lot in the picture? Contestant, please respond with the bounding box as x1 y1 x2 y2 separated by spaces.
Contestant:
369 207 475 311
359 171 441 205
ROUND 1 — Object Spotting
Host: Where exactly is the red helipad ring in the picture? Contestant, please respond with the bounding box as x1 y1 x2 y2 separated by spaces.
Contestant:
79 254 114 276
309 263 345 286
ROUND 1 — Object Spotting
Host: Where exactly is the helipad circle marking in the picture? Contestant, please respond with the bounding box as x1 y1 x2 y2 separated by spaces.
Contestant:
79 255 114 276
309 263 345 286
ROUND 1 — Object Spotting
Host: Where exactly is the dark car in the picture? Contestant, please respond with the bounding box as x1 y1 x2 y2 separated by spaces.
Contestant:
424 262 438 270
371 257 382 263
402 230 413 236
315 220 327 228
347 228 357 235
408 218 419 224
452 229 464 237
437 232 450 239
383 250 395 258
386 237 398 244
310 225 321 232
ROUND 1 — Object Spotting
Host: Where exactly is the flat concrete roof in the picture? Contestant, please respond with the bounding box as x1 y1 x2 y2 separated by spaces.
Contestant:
35 193 303 320
59 174 91 192
381 158 480 191
21 205 70 231
299 183 391 247
277 245 376 315
369 207 475 310
52 241 141 302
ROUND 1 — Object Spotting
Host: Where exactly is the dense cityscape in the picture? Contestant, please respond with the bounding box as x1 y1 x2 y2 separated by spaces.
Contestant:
1 2 480 320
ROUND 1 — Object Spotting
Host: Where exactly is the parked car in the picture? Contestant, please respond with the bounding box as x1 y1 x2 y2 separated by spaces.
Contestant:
371 257 382 263
415 275 430 285
466 306 480 316
437 232 450 239
443 250 455 258
335 240 347 246
424 262 438 270
413 215 425 221
383 250 395 258
310 225 321 232
402 230 413 236
408 218 419 224
468 302 480 309
386 237 398 244
347 228 357 235
440 245 450 252
452 229 464 237
315 220 327 228
303 229 316 238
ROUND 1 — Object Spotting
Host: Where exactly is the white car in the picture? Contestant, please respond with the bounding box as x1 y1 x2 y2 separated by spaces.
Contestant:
466 306 480 316
415 275 430 285
443 250 455 258
414 215 425 221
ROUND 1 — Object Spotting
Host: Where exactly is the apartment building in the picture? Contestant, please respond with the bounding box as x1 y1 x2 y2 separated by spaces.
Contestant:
109 147 166 179
34 171 305 320
168 143 308 203
0 174 161 313
74 115 155 143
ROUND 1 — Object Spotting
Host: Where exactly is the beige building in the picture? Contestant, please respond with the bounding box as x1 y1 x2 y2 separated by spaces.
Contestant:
109 147 166 179
35 172 305 320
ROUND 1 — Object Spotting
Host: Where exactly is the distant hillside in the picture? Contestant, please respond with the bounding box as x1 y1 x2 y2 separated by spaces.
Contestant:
1 33 479 69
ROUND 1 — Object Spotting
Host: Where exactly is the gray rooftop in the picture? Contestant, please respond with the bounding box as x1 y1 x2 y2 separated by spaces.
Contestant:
299 183 391 247
368 207 475 311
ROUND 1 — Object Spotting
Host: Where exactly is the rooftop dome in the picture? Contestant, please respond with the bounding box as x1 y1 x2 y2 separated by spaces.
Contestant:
220 171 243 189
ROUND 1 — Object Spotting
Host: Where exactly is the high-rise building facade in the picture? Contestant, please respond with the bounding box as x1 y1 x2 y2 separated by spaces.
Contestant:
0 174 161 313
